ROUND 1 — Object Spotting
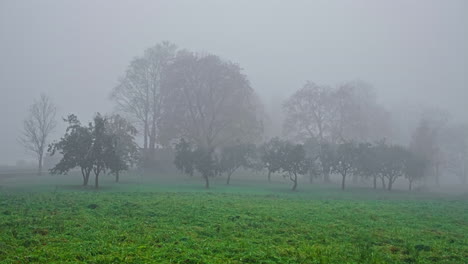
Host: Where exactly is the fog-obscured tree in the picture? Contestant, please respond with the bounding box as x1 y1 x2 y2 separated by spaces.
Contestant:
303 137 321 183
259 138 285 182
105 114 139 182
174 138 195 177
332 142 358 190
111 42 177 162
404 152 427 191
411 109 449 186
219 143 256 185
19 94 57 175
279 142 308 191
355 142 381 189
440 124 468 185
193 147 217 189
283 82 333 142
330 81 392 143
319 142 336 183
379 144 408 191
161 51 263 150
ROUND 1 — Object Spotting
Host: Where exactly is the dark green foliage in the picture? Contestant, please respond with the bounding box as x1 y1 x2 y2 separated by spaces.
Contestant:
49 114 136 188
48 115 93 186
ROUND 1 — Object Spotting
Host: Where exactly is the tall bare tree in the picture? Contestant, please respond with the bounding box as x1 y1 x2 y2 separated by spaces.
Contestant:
331 81 392 143
111 41 177 161
161 51 263 187
160 51 263 149
19 94 57 175
283 82 334 142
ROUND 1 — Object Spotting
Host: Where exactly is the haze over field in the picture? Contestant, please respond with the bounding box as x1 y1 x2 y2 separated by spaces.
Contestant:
1 0 467 164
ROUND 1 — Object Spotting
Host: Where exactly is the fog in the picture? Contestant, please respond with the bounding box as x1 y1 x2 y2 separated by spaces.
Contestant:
1 0 467 165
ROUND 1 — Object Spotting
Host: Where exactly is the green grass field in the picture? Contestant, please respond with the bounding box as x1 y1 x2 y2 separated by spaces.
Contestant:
0 173 467 263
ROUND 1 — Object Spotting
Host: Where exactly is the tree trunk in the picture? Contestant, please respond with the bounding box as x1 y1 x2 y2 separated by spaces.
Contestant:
81 168 90 186
94 169 100 189
143 121 148 151
341 174 346 190
291 173 298 191
409 180 413 191
267 170 271 182
309 169 313 183
204 176 210 189
37 152 43 176
381 177 386 189
149 120 156 158
84 174 89 186
387 178 393 191
373 175 377 189
115 171 120 183
226 172 232 185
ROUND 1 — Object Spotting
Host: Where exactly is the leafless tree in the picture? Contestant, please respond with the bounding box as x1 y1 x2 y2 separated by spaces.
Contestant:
111 41 177 160
19 94 57 175
283 81 334 142
160 51 263 149
330 81 392 143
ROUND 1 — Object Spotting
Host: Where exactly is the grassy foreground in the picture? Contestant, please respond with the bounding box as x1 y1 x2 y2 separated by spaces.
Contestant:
0 174 467 263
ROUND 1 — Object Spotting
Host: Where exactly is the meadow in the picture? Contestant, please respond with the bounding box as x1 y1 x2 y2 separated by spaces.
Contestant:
0 172 467 264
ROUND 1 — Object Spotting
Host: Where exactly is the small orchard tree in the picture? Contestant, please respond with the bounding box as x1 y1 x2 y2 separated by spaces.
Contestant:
280 142 308 191
219 143 256 185
404 152 427 191
105 114 139 182
355 142 381 189
304 137 321 183
380 144 408 191
174 138 196 177
319 142 336 183
259 138 285 182
194 147 217 189
49 115 93 186
174 139 218 189
50 114 130 189
332 142 358 190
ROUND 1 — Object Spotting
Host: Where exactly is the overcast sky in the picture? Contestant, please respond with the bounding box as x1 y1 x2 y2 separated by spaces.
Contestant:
0 0 467 165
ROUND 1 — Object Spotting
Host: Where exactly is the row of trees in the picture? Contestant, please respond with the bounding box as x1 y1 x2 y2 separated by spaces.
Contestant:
174 137 426 191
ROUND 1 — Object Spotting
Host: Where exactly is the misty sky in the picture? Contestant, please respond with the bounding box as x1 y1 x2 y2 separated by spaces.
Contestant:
0 0 467 165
